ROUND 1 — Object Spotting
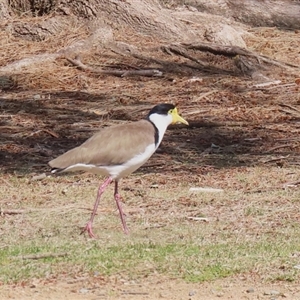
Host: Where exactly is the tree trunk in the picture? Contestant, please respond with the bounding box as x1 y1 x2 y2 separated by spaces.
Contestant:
180 0 300 29
2 0 248 45
1 0 299 77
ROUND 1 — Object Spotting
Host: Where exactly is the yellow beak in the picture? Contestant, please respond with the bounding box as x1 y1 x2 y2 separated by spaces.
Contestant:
171 107 189 125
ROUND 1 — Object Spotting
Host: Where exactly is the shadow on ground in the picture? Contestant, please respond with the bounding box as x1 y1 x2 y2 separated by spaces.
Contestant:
0 89 299 175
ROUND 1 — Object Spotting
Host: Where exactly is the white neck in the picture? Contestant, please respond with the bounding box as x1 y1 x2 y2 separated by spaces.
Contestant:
148 113 173 148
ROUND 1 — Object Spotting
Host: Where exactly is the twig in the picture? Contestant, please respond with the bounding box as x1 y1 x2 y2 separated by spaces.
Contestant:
0 206 81 215
66 56 162 77
194 90 218 102
27 130 43 137
18 252 68 260
253 82 295 90
283 180 300 188
0 177 13 188
279 109 295 115
189 187 224 193
43 129 59 138
141 163 165 168
0 209 25 215
144 224 166 229
67 277 89 284
244 137 262 142
122 291 149 295
187 216 209 222
262 155 290 164
266 144 295 153
276 138 300 142
252 80 282 88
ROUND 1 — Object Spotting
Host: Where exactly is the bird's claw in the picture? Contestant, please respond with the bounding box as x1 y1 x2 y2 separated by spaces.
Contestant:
81 222 96 238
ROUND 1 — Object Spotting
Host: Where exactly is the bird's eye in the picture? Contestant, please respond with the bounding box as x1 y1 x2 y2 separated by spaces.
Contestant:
168 109 173 114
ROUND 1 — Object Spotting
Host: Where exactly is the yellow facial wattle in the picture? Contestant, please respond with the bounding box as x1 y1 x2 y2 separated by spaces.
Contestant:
170 107 189 125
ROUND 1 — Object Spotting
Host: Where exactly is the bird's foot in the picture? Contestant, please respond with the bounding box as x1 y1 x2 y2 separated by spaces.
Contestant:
81 221 96 238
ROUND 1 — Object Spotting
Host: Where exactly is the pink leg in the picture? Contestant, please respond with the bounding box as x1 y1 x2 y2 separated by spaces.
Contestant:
81 177 113 238
114 181 129 234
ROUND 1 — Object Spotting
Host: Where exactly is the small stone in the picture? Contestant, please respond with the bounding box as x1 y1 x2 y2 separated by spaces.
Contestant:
294 264 300 269
189 290 196 296
270 290 280 296
264 290 280 296
31 173 46 182
246 287 255 293
79 288 89 294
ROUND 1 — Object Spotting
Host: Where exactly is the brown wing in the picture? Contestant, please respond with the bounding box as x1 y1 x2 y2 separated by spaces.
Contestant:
49 120 156 169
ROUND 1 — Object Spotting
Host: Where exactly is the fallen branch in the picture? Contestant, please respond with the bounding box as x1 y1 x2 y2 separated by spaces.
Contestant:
66 56 163 77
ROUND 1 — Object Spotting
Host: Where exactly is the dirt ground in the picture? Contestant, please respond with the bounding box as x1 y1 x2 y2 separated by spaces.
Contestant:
2 274 300 300
1 20 300 299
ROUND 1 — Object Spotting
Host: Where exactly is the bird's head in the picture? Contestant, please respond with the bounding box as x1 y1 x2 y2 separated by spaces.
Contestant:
147 103 188 127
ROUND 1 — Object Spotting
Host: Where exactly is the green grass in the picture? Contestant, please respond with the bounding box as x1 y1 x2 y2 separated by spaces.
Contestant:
1 228 300 283
1 167 300 284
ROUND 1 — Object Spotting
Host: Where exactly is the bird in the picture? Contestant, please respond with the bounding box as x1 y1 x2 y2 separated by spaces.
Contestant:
49 103 188 238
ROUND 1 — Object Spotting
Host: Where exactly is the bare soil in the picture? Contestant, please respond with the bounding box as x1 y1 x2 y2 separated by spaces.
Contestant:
2 275 300 300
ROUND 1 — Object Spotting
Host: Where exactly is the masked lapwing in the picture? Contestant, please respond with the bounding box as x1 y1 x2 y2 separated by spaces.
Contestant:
49 103 188 238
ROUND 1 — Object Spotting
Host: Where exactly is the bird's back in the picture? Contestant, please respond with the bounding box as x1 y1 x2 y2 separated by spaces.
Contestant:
49 120 157 172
